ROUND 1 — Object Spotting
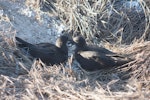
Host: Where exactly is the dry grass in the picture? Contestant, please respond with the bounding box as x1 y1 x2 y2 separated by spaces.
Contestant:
0 35 150 99
0 0 150 99
43 0 150 44
0 36 150 99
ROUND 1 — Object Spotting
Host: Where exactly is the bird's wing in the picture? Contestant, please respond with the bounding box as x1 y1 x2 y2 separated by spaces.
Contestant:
105 54 130 61
78 51 127 60
16 37 32 47
36 43 56 48
89 45 115 54
78 51 129 62
78 51 99 59
78 51 132 68
78 51 111 66
28 44 57 57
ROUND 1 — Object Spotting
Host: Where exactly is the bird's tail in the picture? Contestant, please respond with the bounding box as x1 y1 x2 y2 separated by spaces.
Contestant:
15 37 32 47
108 54 134 66
115 56 134 69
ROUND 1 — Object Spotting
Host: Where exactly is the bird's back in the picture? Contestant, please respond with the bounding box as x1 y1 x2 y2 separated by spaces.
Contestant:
76 50 132 71
87 45 115 54
73 36 133 71
15 36 68 65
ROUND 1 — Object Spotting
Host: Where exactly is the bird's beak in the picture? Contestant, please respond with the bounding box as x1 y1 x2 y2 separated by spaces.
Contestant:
68 39 75 44
67 35 76 44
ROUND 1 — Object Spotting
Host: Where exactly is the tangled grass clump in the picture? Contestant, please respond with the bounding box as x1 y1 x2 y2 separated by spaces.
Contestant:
0 34 150 99
39 0 150 44
0 0 150 99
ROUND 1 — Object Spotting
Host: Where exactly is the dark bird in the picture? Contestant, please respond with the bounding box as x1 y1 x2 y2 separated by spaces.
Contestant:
15 35 69 65
73 36 132 71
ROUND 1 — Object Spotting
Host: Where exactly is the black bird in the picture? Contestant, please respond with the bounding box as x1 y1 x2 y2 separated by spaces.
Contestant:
15 35 69 65
73 36 132 71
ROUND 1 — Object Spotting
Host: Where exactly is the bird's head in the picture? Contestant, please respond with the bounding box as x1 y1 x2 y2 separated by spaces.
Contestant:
73 36 86 47
56 35 68 48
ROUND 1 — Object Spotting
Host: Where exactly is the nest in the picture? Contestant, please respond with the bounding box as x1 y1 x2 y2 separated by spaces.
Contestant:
0 0 149 99
0 34 149 99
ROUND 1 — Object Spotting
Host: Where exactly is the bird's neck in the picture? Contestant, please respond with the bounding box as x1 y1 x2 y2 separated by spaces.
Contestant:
75 45 87 52
57 44 68 54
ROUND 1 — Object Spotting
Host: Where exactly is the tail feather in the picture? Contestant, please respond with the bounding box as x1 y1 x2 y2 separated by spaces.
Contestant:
15 37 32 47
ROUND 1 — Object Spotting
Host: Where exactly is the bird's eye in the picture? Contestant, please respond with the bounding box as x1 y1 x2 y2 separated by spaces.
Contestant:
66 41 72 47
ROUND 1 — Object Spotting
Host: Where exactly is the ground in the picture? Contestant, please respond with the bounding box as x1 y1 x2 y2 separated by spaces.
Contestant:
0 0 64 44
0 0 149 100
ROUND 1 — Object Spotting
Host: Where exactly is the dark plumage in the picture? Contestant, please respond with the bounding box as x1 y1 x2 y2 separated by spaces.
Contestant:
16 35 69 65
73 36 132 71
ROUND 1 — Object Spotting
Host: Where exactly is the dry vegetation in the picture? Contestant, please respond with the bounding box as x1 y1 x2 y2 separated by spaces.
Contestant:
0 0 150 99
